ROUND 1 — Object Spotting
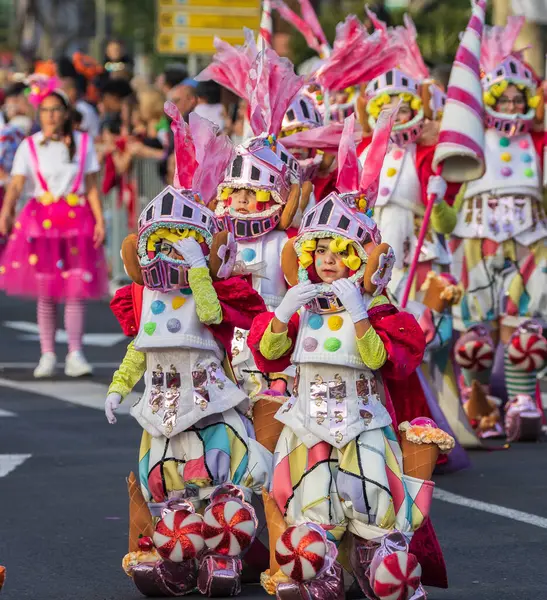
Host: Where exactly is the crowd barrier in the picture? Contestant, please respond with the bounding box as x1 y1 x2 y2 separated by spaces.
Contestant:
103 157 165 288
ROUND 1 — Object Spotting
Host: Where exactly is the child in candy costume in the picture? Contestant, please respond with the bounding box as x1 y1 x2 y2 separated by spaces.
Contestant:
0 75 107 378
248 114 451 600
198 39 313 402
104 107 272 597
444 17 547 438
357 11 454 301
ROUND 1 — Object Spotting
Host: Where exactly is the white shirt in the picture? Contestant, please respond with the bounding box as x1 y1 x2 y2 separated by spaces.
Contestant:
11 130 99 199
75 100 100 138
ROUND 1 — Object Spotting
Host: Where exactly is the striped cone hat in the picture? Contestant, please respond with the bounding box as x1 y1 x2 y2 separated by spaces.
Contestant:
259 0 273 50
433 0 487 182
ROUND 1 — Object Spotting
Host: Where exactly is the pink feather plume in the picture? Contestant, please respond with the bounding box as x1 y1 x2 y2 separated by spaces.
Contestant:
164 101 198 191
365 7 429 80
315 15 404 91
195 29 257 98
336 115 360 193
480 16 525 73
247 49 305 136
359 102 399 207
189 112 236 204
298 0 328 46
272 0 323 54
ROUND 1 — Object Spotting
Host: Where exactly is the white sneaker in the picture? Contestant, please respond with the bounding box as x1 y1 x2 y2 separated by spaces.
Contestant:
64 350 93 377
34 353 57 378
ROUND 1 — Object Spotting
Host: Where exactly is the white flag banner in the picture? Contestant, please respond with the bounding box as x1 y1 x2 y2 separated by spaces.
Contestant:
512 0 547 24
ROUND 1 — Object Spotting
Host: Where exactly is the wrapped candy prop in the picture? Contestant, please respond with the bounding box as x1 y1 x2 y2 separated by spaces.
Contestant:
399 418 455 480
260 488 290 594
463 380 503 439
153 507 205 562
504 321 547 409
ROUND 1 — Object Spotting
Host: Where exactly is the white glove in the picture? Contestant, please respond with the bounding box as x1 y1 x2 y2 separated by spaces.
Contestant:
105 392 122 424
274 282 318 323
427 175 447 205
173 237 207 268
331 279 372 323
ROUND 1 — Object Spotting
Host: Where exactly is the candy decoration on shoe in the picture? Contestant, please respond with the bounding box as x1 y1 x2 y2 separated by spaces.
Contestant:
372 551 422 600
275 524 327 582
202 499 257 557
153 509 205 562
507 332 547 372
504 395 543 443
455 340 494 372
127 471 154 553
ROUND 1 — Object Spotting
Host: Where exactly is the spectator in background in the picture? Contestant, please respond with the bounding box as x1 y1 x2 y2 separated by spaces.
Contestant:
104 39 133 81
156 63 188 96
4 82 32 124
98 79 132 132
167 78 198 121
62 74 100 138
194 80 227 130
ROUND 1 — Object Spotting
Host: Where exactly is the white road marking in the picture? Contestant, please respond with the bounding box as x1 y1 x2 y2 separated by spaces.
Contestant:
2 321 126 347
434 488 547 530
0 408 15 417
0 378 137 414
0 454 31 477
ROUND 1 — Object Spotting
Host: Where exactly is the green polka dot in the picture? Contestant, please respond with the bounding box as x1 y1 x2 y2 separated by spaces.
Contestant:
144 322 157 335
524 168 534 178
324 337 342 352
499 137 510 147
180 288 193 295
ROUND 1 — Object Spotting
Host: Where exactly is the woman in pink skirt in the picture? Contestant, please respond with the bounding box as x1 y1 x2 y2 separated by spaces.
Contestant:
0 75 108 378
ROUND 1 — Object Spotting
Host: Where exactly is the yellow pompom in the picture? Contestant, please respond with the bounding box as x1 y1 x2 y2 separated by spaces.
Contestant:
40 192 55 206
400 92 413 102
343 254 361 271
66 193 79 207
358 197 367 212
256 190 271 203
483 92 496 106
410 97 422 111
528 95 541 109
299 252 314 268
220 187 233 200
301 239 317 252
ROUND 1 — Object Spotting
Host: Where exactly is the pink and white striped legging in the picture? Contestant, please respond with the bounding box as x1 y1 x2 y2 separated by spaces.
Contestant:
36 297 85 354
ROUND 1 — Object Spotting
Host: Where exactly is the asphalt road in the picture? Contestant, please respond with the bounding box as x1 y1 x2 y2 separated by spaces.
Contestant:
0 293 546 600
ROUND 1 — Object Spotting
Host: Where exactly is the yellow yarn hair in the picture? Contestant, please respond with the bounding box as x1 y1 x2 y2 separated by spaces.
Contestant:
367 91 422 119
147 228 204 252
299 239 317 268
220 188 233 200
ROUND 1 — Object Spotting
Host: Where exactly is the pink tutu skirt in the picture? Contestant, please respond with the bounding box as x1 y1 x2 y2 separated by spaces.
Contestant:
0 196 108 300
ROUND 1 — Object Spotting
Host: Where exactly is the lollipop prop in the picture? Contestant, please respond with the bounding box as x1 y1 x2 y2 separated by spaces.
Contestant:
401 0 486 308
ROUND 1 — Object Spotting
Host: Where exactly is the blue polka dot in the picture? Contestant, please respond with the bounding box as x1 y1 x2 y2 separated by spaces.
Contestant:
308 314 324 330
151 300 166 315
521 153 533 163
56 260 64 269
241 248 257 263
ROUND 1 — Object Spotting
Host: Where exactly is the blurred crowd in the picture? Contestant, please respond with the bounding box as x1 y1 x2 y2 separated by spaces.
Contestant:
0 39 248 200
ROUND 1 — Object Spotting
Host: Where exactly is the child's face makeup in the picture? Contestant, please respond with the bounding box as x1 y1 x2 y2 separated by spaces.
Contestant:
314 238 350 283
229 189 259 214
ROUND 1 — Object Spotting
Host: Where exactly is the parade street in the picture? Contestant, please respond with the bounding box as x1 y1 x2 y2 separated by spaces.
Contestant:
0 292 546 600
